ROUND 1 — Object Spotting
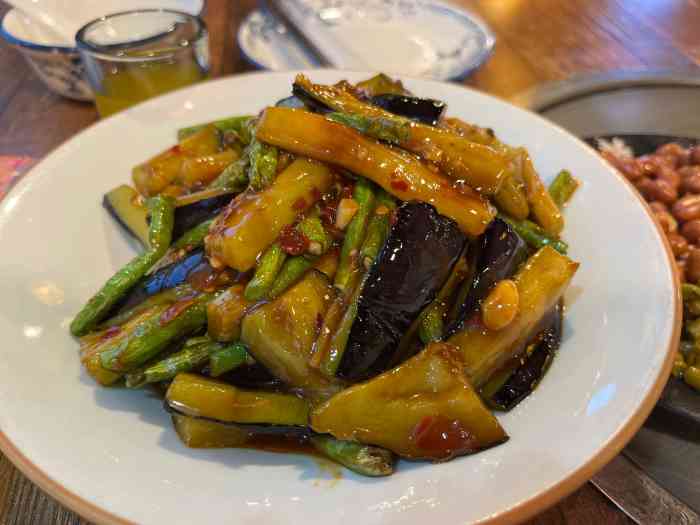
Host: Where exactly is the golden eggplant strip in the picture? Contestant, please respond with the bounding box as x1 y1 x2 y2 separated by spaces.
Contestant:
448 246 578 387
311 342 507 460
256 107 495 237
519 149 564 236
296 75 510 194
206 157 333 271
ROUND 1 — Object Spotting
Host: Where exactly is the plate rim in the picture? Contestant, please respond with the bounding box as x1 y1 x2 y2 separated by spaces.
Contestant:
0 69 682 525
235 1 496 81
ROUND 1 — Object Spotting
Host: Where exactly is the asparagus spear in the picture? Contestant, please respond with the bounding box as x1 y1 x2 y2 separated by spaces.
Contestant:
358 190 396 270
247 139 279 191
310 436 394 477
334 179 375 293
548 169 580 208
209 342 249 377
125 336 220 388
100 291 215 372
70 195 176 336
268 256 317 299
320 274 368 377
207 154 249 192
499 214 568 255
244 243 287 301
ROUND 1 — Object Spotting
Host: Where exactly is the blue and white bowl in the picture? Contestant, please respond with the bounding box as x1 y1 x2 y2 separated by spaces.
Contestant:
1 9 92 101
0 1 205 101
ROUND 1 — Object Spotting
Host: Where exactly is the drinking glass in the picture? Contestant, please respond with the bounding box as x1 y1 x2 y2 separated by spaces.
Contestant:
76 9 209 117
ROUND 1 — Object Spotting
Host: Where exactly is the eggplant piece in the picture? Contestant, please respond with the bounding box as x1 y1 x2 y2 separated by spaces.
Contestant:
170 191 234 241
206 158 334 272
369 94 445 126
337 202 467 381
447 246 578 388
172 414 251 448
488 304 562 411
240 271 344 398
355 73 409 97
103 185 150 247
446 218 529 336
311 342 507 460
112 249 207 314
166 373 310 426
290 84 333 113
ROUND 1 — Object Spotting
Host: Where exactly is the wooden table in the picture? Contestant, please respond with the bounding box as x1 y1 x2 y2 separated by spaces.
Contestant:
0 0 698 523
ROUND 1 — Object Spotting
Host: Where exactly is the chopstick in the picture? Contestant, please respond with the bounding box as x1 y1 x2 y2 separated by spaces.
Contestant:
263 0 336 67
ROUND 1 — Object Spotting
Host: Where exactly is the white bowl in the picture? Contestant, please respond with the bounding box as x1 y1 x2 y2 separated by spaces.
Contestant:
0 71 680 525
0 1 205 101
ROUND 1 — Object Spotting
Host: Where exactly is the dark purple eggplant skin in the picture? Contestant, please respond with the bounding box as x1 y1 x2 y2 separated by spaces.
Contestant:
446 218 529 337
290 84 333 114
490 304 562 411
171 193 235 241
369 94 446 126
337 201 467 382
110 249 208 315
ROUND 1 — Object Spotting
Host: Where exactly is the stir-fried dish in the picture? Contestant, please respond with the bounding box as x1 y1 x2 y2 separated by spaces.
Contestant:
72 74 580 476
599 138 700 392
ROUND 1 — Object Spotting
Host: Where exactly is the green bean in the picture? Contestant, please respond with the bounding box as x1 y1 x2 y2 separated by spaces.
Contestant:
359 191 396 269
178 116 254 142
98 286 193 329
548 170 579 208
125 338 220 388
684 366 700 391
320 273 368 377
335 179 376 293
248 139 279 191
298 216 332 254
310 436 394 477
100 291 214 372
70 196 175 336
207 156 249 192
209 342 248 377
244 243 287 301
499 214 568 255
418 302 446 344
268 256 317 299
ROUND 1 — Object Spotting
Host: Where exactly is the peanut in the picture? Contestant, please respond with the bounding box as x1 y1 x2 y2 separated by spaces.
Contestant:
637 177 677 204
672 194 700 222
690 146 700 166
680 166 700 194
648 201 668 214
654 210 678 234
681 220 700 245
668 232 690 258
481 279 519 331
686 248 700 284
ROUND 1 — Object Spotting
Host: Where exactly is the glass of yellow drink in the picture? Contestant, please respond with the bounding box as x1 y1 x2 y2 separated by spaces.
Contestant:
76 10 209 118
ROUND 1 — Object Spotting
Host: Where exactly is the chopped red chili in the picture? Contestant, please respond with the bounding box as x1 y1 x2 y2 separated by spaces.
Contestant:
390 179 409 192
160 298 196 326
100 325 122 341
169 145 181 155
279 225 309 255
292 197 307 211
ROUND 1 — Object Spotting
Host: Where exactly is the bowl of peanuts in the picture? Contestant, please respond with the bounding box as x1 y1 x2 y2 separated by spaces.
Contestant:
590 134 700 393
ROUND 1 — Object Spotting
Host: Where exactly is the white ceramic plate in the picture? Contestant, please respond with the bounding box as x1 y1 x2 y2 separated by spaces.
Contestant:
237 1 495 80
0 71 679 525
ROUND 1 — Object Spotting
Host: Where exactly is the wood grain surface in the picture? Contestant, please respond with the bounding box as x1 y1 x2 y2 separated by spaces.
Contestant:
0 0 698 523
